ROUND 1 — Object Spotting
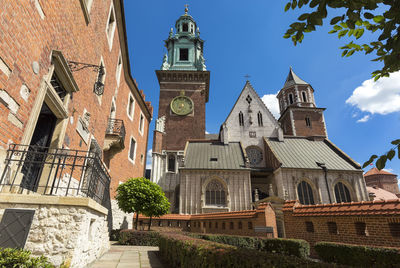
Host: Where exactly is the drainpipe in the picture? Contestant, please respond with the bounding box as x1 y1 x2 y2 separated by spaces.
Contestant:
316 162 332 203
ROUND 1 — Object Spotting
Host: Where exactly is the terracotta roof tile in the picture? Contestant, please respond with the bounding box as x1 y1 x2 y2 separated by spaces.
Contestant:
364 167 396 176
284 199 400 216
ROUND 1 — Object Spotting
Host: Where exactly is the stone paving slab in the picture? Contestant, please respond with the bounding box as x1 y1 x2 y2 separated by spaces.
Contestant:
88 244 164 268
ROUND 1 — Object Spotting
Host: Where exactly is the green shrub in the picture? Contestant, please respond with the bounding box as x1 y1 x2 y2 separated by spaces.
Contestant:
0 248 54 267
193 234 310 258
118 230 160 246
159 232 329 268
110 229 122 241
315 242 400 268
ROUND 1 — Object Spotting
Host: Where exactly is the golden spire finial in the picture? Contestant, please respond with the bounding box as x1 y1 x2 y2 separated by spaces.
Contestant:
184 4 189 14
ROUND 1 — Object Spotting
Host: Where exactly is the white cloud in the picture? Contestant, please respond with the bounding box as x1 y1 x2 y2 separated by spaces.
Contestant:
205 131 209 134
346 71 400 115
146 148 152 169
261 93 280 119
356 114 370 123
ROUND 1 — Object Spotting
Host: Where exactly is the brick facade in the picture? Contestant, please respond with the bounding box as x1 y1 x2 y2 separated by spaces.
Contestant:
0 0 152 205
364 168 400 197
283 200 400 254
155 70 209 151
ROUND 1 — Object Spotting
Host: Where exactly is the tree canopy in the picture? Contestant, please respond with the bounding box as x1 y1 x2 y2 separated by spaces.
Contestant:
284 0 400 170
116 177 170 230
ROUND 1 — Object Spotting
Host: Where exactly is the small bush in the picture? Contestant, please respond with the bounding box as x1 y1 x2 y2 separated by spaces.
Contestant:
159 232 329 268
118 230 160 246
193 233 310 258
315 242 400 267
0 248 54 267
110 229 122 241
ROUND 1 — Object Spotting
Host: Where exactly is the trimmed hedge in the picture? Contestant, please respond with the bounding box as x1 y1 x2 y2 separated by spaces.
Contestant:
118 230 160 246
315 242 400 268
0 248 54 267
110 229 121 241
159 232 330 268
193 233 310 258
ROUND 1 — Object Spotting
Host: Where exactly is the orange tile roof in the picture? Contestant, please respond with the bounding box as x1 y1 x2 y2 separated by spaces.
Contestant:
364 167 396 176
138 214 191 220
283 199 400 216
367 186 399 201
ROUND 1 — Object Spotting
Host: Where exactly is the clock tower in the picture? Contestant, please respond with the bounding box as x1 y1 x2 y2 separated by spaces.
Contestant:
151 6 210 211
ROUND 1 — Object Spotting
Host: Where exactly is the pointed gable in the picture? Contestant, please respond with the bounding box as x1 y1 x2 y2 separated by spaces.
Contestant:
221 81 280 142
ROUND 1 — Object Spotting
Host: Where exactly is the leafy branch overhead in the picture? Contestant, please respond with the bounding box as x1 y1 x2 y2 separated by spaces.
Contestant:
362 139 400 169
284 0 400 80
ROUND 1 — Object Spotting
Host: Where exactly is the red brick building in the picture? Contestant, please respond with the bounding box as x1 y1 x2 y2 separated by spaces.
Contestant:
0 0 152 230
364 168 400 198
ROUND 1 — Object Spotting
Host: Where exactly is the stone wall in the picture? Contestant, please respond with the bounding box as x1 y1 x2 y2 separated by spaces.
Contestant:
0 194 110 268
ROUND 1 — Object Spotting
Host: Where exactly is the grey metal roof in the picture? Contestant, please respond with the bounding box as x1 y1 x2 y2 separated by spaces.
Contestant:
205 133 219 140
266 138 360 171
183 141 248 170
283 67 309 88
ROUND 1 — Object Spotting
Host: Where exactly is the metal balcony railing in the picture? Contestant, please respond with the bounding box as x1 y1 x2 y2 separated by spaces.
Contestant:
0 144 111 207
106 118 125 140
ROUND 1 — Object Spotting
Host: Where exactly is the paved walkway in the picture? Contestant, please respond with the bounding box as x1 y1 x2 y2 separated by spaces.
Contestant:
88 244 164 268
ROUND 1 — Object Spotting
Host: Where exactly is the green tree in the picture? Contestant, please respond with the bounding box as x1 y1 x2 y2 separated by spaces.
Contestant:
283 0 400 170
116 177 170 230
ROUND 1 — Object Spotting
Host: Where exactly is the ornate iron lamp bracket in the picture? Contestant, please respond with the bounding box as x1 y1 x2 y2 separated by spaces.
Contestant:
67 60 105 96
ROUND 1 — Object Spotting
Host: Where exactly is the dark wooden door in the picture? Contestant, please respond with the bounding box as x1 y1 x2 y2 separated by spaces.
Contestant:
0 209 35 248
21 103 57 191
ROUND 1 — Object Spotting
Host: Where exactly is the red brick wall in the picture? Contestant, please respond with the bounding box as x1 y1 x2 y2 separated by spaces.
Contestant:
292 109 326 137
0 0 151 198
365 174 400 195
155 71 208 151
283 200 400 254
139 203 278 238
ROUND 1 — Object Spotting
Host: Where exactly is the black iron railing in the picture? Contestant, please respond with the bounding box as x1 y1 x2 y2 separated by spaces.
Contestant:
106 118 126 140
0 144 111 207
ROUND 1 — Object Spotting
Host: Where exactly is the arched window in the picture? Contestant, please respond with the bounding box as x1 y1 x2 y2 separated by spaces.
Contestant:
302 91 307 102
334 182 351 203
297 181 315 205
289 93 294 104
168 154 176 172
205 180 226 206
239 111 244 126
257 111 263 126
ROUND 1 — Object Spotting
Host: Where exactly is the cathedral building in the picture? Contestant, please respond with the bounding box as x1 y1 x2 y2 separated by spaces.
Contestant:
151 8 369 220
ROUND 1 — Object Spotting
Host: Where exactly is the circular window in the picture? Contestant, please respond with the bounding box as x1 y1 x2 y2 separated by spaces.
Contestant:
246 146 263 165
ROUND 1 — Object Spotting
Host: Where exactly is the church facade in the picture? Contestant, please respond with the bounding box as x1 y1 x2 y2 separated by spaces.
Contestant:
151 8 369 218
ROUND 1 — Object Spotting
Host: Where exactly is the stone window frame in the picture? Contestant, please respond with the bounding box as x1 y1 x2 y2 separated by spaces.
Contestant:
167 153 176 173
79 0 93 24
355 221 368 236
126 93 135 121
138 112 145 136
257 111 263 126
239 111 244 126
305 116 312 128
115 52 122 87
105 3 117 50
332 179 356 203
296 179 316 205
302 91 308 102
334 181 352 203
96 57 106 104
202 177 229 208
288 93 294 105
17 50 79 191
128 136 136 164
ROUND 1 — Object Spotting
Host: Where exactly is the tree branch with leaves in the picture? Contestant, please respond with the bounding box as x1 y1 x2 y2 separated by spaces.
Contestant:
284 0 400 170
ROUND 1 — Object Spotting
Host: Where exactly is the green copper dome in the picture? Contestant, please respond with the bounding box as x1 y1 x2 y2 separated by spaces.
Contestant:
161 6 206 71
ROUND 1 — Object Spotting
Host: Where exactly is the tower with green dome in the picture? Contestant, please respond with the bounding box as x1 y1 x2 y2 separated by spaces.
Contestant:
152 6 210 213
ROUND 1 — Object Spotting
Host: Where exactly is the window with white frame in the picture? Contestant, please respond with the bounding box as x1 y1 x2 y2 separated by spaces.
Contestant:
116 53 122 86
127 94 135 119
106 4 116 49
128 137 136 162
139 113 144 134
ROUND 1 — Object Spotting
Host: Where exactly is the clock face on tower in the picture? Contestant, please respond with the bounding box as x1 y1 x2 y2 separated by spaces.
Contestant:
246 147 263 165
170 95 193 115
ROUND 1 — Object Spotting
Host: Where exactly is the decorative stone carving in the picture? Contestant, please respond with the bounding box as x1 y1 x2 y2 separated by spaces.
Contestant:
161 54 170 70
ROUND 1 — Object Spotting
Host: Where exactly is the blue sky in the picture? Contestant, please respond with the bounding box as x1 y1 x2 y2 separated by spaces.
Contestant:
123 1 400 177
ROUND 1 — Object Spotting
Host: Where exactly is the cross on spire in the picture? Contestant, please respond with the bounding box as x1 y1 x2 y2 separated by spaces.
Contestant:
184 4 189 14
244 74 251 80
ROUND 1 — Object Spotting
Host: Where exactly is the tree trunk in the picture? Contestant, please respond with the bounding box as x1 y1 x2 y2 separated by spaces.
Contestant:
148 216 152 231
135 212 139 230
